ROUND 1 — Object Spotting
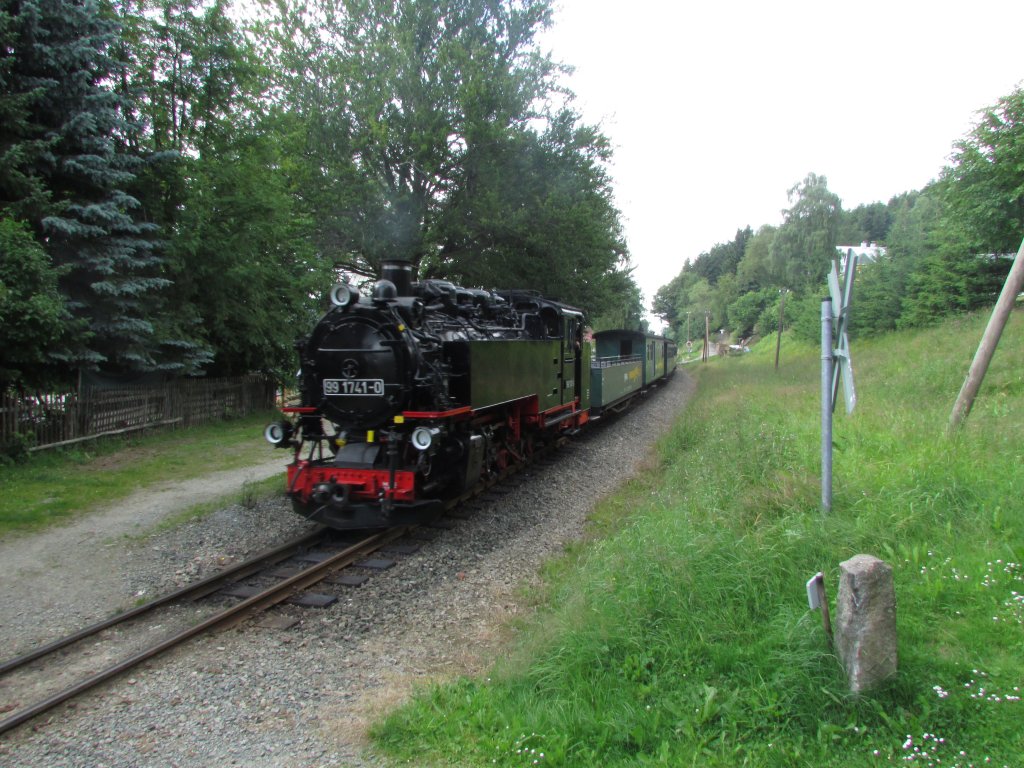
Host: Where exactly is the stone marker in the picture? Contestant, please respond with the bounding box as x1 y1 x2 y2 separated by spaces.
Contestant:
835 554 897 693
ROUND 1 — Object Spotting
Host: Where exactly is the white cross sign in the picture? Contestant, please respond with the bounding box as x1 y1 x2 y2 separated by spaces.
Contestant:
827 249 857 414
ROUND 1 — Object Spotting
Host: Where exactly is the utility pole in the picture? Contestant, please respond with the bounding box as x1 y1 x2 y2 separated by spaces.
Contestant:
775 288 787 370
702 311 710 362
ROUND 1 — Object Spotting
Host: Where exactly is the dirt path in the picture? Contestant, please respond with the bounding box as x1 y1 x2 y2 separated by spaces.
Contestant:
0 454 290 642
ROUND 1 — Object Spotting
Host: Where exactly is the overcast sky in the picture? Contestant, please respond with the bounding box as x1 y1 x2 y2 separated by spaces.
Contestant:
538 0 1024 323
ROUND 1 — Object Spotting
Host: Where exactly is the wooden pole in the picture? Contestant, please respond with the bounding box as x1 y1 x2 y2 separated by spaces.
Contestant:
817 575 833 643
775 289 787 370
948 238 1024 434
702 312 710 362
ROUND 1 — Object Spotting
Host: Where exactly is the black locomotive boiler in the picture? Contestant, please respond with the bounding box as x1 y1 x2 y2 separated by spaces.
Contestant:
265 259 676 530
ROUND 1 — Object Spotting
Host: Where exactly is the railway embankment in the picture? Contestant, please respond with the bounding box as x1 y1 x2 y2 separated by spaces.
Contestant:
0 371 696 766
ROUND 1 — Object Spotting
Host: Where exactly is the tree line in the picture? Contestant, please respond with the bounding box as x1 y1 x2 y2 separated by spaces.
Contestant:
653 86 1024 345
1 0 642 391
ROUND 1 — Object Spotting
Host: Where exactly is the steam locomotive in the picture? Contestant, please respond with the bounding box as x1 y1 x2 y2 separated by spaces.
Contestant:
265 259 677 530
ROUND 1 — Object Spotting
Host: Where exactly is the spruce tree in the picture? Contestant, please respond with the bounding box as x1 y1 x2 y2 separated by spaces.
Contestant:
1 0 182 378
1 2 53 223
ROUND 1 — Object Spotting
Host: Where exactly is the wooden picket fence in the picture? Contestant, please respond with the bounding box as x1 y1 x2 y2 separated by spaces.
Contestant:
0 374 276 452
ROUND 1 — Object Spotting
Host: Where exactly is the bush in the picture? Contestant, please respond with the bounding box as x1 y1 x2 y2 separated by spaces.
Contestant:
0 432 33 464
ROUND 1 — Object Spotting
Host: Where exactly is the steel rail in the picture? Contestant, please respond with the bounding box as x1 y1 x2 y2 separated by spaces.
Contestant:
0 528 403 737
0 527 328 677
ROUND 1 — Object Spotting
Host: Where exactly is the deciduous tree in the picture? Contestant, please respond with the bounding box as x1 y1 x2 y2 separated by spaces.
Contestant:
941 86 1024 255
113 0 334 375
0 218 68 387
266 0 637 323
437 113 632 316
269 0 561 277
769 173 841 293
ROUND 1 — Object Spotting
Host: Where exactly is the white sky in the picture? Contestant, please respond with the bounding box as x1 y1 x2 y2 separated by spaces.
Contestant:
538 0 1024 323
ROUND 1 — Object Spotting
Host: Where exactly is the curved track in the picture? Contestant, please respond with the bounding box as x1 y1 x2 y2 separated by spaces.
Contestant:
0 434 569 737
0 527 409 736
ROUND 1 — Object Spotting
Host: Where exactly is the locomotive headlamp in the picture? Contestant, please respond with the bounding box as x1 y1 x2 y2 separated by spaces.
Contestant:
411 426 441 451
263 420 294 447
329 282 356 309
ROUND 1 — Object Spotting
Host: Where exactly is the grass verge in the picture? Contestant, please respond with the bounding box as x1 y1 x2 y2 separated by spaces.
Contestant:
0 412 283 534
372 309 1024 766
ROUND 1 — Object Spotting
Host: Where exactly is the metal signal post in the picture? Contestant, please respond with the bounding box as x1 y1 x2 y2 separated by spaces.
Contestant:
821 298 834 511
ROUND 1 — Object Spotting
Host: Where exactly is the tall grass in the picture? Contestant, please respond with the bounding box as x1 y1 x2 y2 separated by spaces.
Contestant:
373 309 1024 766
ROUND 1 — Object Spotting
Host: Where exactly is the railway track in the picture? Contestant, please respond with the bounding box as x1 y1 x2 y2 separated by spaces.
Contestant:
0 525 410 736
0 436 567 737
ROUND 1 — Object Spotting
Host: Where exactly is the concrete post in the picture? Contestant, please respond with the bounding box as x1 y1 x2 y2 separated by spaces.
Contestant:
835 554 898 693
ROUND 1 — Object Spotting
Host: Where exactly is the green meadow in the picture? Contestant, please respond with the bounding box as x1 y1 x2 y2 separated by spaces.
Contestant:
373 308 1024 766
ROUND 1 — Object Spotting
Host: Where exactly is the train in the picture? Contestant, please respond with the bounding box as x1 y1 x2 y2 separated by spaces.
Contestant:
264 259 677 530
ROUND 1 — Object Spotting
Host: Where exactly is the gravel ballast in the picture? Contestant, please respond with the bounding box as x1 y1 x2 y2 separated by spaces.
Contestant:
1 371 695 767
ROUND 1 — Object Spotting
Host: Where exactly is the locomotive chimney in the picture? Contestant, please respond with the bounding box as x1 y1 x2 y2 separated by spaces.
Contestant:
381 259 414 297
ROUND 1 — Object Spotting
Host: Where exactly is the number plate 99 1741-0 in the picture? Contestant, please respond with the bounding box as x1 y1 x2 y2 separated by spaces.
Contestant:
323 378 385 396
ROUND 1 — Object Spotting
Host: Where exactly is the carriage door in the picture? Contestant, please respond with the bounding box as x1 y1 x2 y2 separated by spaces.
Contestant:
563 316 581 406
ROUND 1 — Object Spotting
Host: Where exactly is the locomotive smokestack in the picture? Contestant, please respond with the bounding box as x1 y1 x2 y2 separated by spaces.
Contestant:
381 259 414 297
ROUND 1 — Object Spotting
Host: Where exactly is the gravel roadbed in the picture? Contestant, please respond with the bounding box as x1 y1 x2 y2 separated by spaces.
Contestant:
1 371 694 767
